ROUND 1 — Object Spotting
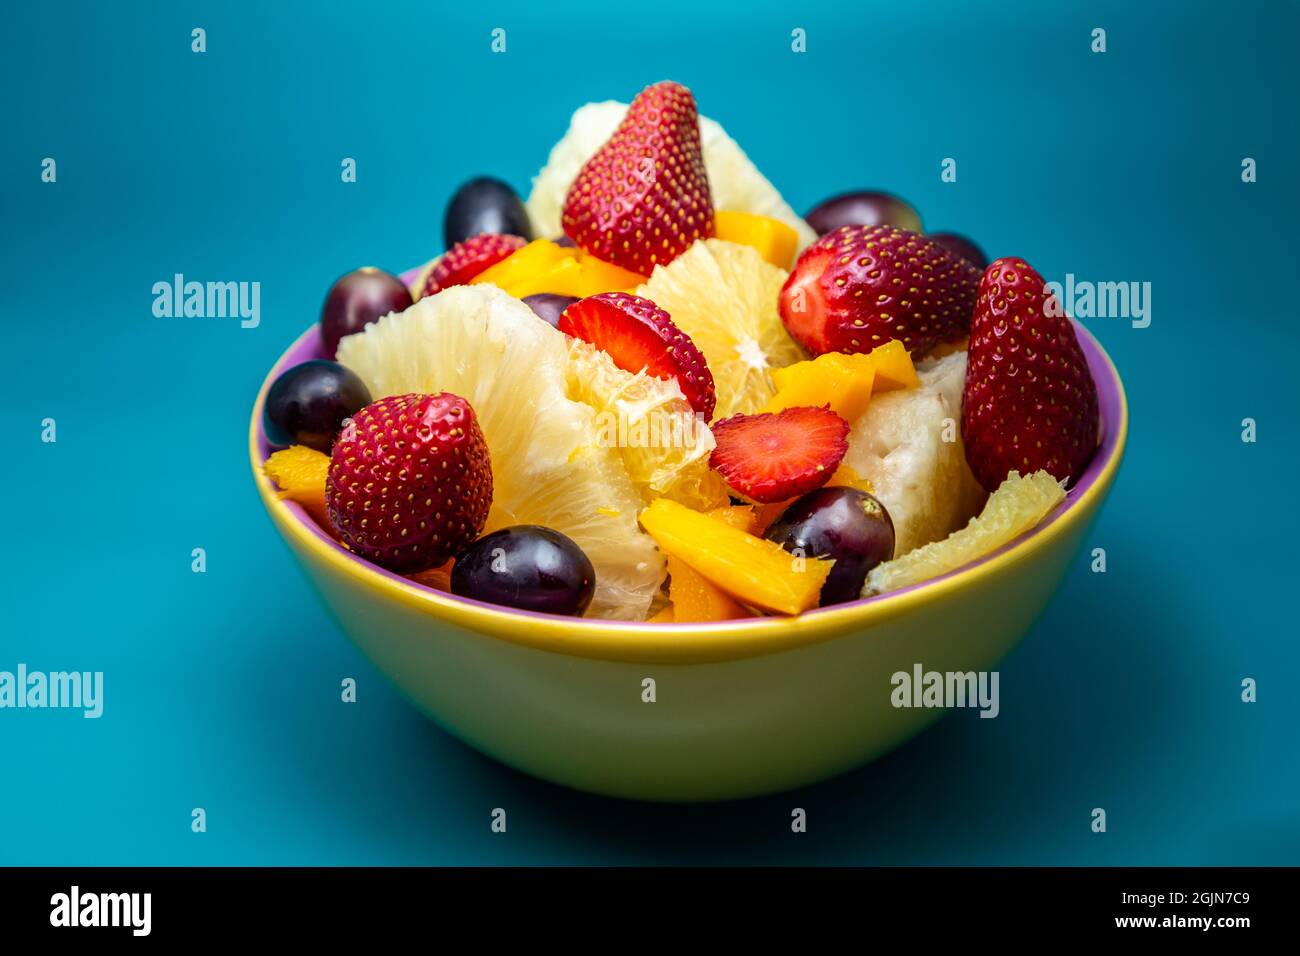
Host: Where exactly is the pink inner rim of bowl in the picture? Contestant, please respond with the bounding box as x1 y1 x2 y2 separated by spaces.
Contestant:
258 295 1122 629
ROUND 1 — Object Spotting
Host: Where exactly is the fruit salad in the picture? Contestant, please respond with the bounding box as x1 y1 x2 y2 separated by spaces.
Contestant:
259 80 1101 623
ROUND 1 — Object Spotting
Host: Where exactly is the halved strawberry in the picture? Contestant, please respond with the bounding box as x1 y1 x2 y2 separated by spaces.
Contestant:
709 406 850 504
962 257 1100 492
561 81 714 274
417 233 527 299
779 224 981 356
558 292 716 420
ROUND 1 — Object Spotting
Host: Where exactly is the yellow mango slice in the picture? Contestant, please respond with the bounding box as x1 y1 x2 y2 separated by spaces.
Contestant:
773 340 918 398
639 499 834 615
469 240 647 300
263 446 332 530
714 210 799 270
667 556 749 622
764 364 876 421
831 340 918 392
706 504 758 533
470 239 577 296
573 251 649 295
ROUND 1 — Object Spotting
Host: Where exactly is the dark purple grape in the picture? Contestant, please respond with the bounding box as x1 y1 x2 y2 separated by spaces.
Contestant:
445 177 533 249
928 232 989 270
805 191 923 236
320 268 413 357
522 293 579 328
764 487 895 607
264 360 371 453
452 526 595 616
552 235 576 248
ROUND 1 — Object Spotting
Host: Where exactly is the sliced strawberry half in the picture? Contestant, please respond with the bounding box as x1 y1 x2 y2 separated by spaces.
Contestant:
558 292 717 420
709 406 850 504
418 233 527 299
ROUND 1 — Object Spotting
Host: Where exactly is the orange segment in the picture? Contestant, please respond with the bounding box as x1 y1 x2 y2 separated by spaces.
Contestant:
714 210 799 270
667 556 748 622
639 499 833 615
647 605 675 624
264 446 332 530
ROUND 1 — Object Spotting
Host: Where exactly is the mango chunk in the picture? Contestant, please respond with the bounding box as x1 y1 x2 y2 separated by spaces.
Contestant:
834 340 919 392
572 251 648 295
714 210 799 270
706 504 758 533
408 559 454 591
471 240 576 297
647 605 676 624
470 239 646 299
264 446 331 529
639 499 834 615
772 340 918 401
667 556 749 622
764 363 876 421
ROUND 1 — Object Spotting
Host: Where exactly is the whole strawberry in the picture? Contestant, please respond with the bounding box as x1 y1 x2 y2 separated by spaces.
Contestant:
561 81 713 275
326 393 493 571
962 257 1099 492
417 233 526 299
778 224 981 356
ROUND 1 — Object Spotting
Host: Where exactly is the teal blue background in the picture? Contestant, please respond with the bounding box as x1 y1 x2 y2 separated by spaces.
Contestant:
3 0 1298 865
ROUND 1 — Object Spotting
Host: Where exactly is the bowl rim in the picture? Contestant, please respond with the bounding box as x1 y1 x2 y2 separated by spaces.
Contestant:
250 315 1127 665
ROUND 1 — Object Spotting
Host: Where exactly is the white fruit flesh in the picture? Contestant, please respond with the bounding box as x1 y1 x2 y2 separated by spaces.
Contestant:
842 351 987 557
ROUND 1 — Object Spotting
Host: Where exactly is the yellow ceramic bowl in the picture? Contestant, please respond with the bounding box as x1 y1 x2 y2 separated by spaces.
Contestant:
251 321 1126 801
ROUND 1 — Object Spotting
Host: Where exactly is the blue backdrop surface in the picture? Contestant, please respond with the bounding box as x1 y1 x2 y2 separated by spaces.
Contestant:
2 0 1298 865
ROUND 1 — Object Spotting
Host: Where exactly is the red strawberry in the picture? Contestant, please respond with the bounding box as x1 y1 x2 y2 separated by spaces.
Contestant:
559 292 717 420
417 233 527 299
561 81 714 274
778 224 981 356
326 393 493 571
709 406 850 504
962 257 1100 492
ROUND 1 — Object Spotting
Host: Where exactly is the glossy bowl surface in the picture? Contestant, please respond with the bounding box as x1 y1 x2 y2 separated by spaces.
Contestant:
251 308 1126 800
